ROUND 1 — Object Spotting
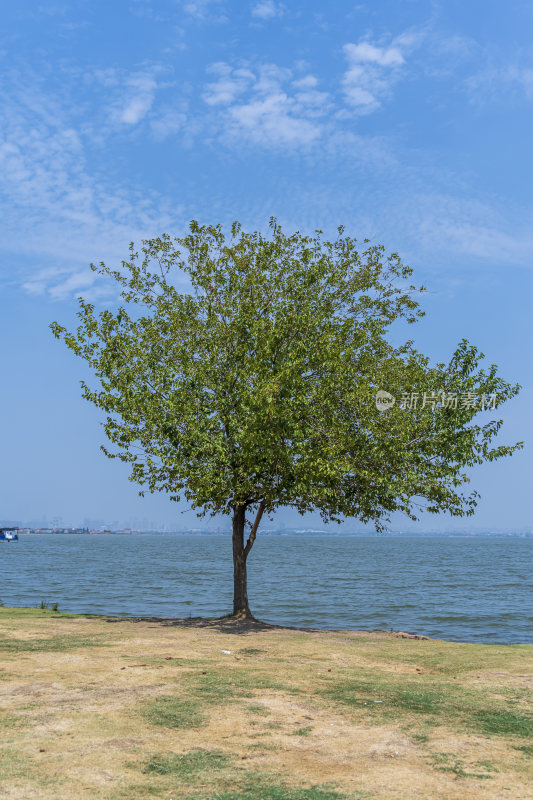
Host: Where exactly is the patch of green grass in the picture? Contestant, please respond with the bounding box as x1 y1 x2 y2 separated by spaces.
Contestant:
205 778 353 800
476 760 499 773
247 704 270 716
183 669 288 703
239 648 266 656
248 743 279 751
111 782 164 799
0 606 80 620
0 633 107 654
39 601 59 612
473 709 533 738
319 675 533 739
188 672 254 701
391 688 444 714
143 667 291 729
411 731 430 743
291 726 314 736
513 744 533 758
321 677 444 715
0 748 35 782
143 696 206 729
117 770 355 800
143 748 232 777
0 712 28 731
430 752 495 780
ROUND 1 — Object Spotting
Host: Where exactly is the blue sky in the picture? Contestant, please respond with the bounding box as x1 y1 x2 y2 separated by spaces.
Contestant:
1 0 531 531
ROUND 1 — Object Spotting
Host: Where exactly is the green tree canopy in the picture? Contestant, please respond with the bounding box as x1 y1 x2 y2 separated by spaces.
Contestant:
51 219 522 618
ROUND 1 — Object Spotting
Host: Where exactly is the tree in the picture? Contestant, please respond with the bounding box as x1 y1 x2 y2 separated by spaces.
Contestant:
51 219 522 619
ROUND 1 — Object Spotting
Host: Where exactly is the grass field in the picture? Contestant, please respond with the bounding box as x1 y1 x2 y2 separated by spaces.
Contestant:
0 606 531 799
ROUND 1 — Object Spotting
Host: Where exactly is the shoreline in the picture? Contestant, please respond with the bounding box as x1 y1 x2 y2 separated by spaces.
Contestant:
106 611 434 640
4 604 533 645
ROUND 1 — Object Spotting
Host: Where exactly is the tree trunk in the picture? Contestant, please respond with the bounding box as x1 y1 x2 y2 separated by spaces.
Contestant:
232 504 252 618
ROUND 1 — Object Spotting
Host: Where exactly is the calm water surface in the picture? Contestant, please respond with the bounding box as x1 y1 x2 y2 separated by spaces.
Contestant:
0 534 531 643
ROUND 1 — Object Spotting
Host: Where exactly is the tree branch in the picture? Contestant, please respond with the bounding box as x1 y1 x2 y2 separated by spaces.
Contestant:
244 499 266 557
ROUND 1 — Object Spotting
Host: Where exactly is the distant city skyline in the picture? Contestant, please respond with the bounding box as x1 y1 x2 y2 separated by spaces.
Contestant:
3 516 531 536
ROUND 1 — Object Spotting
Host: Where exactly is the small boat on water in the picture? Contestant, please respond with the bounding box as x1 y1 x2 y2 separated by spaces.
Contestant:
0 528 19 542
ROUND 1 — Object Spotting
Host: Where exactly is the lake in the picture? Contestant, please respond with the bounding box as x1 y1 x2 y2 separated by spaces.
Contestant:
0 533 531 644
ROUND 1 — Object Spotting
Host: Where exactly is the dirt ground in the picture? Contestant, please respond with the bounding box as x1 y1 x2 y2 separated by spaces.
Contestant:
0 607 531 799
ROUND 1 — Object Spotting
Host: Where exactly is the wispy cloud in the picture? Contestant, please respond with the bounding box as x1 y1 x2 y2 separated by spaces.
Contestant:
229 95 320 146
0 71 183 299
84 66 186 139
505 65 533 99
416 200 533 266
341 34 415 113
202 62 330 147
149 106 188 140
203 63 255 105
2 18 532 314
200 39 416 149
292 75 318 89
48 270 98 300
89 68 167 129
467 62 533 103
116 74 158 125
181 0 226 22
251 1 284 20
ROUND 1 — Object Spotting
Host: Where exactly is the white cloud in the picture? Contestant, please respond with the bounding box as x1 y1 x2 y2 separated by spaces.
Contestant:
345 41 404 68
509 66 533 98
292 75 318 89
425 34 479 75
467 63 533 103
181 0 226 21
85 67 161 129
267 177 533 273
229 93 320 145
341 36 410 113
251 1 283 20
0 71 183 299
254 62 292 93
3 27 532 318
115 74 158 125
21 279 47 295
504 66 533 100
361 184 533 269
203 62 330 148
149 107 187 140
203 63 255 105
49 270 97 300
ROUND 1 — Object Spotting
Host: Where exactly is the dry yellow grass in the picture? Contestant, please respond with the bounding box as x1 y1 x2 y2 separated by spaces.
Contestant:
0 606 531 800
